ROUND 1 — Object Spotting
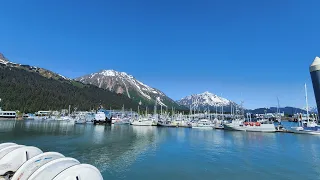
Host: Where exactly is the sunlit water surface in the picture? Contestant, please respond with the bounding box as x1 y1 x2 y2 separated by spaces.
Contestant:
0 121 320 180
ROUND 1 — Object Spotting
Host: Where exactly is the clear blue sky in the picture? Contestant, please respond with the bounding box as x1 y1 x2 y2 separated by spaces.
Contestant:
0 0 319 109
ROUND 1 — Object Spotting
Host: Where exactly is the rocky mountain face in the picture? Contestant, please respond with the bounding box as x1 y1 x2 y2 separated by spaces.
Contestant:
75 70 184 109
177 91 239 112
0 53 9 62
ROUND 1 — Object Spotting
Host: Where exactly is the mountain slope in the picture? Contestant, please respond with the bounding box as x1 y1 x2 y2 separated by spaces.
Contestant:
0 53 139 112
177 91 239 112
75 70 185 109
0 53 69 81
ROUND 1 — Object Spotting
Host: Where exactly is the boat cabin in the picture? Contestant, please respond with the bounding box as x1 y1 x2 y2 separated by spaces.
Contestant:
0 108 17 119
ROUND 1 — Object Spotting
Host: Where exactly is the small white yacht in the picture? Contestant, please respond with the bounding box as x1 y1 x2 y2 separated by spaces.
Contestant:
131 117 153 126
192 119 214 129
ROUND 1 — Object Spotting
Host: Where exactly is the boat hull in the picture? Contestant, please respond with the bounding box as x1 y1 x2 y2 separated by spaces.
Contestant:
192 126 213 129
131 121 153 126
224 124 276 132
290 127 320 135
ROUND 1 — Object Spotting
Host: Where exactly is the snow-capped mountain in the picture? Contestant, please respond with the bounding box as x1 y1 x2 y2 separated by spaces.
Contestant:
0 53 9 64
0 53 69 81
177 91 237 110
75 70 181 108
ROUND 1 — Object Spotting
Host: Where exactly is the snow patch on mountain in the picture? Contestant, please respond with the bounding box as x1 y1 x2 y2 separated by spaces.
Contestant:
156 97 167 107
76 69 171 106
178 91 232 107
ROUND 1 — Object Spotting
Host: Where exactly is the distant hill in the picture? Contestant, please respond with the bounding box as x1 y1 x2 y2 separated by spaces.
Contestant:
248 107 309 115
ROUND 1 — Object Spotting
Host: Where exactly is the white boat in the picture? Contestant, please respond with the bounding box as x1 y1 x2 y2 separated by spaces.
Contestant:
290 126 320 135
192 119 214 129
93 111 106 125
224 118 276 132
52 164 103 180
28 158 80 180
111 116 122 124
11 152 65 180
176 120 191 128
0 143 103 180
74 112 87 124
290 84 320 135
289 84 320 135
131 117 153 126
213 118 224 129
0 108 17 120
0 146 43 177
157 120 178 127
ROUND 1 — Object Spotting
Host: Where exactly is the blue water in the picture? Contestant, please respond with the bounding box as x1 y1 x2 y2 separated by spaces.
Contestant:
1 120 320 180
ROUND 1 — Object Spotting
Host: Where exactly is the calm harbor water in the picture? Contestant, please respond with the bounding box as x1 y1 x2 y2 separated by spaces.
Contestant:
1 120 320 180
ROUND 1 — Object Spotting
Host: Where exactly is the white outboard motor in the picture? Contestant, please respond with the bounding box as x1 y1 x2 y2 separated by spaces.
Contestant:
53 164 104 180
0 143 104 180
11 152 65 180
28 158 80 180
0 146 43 177
0 145 25 160
0 143 17 150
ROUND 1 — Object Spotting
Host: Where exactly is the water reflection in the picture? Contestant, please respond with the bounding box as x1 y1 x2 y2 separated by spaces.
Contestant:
1 121 320 180
75 125 160 178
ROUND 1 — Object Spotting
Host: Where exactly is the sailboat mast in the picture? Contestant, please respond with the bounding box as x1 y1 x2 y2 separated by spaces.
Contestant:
305 83 310 123
222 105 224 120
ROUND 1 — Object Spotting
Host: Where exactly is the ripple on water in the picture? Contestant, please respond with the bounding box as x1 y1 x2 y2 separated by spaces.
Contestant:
1 121 320 180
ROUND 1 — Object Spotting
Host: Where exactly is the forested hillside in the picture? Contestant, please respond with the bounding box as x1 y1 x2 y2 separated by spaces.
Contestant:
0 65 139 113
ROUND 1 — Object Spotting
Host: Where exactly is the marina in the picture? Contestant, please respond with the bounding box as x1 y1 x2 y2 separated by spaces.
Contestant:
2 1 320 179
1 120 320 180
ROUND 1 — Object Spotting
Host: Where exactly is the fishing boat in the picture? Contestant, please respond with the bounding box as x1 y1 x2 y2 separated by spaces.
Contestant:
224 112 276 133
224 120 276 132
0 142 103 180
290 84 320 135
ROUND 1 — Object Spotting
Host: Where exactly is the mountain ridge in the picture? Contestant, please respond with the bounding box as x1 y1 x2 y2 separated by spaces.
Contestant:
0 52 185 111
75 69 184 109
177 91 240 112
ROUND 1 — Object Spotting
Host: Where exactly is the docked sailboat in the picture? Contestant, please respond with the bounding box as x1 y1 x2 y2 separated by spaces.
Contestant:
130 106 153 126
290 84 320 135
